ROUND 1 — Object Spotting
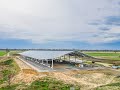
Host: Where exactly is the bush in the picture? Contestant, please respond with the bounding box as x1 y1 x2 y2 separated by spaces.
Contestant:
2 59 13 65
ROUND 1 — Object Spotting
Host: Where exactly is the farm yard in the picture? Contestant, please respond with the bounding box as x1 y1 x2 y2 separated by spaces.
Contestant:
0 59 120 90
1 0 120 89
0 50 120 90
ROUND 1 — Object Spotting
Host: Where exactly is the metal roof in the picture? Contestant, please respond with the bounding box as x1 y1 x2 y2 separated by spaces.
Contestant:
19 51 72 60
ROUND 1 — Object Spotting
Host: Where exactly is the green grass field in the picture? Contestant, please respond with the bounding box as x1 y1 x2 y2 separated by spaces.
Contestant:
0 51 7 56
83 52 120 61
85 52 120 57
84 52 120 61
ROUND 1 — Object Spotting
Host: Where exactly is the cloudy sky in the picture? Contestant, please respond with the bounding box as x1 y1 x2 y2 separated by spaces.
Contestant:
0 0 120 49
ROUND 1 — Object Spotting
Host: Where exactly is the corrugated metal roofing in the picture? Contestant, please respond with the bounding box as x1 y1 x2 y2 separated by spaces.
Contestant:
19 51 72 60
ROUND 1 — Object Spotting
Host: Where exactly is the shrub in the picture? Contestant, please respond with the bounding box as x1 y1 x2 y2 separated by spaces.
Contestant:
2 59 13 65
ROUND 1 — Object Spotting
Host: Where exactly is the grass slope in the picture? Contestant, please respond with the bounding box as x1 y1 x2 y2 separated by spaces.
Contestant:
25 77 80 90
96 82 120 90
0 59 20 85
0 77 80 90
95 73 120 90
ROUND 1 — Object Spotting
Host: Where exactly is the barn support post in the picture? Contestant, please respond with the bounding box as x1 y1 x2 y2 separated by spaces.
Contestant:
51 59 53 69
75 55 76 63
69 55 71 62
42 59 43 64
64 55 65 60
47 60 48 65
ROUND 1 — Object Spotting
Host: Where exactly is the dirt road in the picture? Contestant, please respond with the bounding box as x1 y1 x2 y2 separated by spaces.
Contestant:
12 57 47 84
14 57 32 70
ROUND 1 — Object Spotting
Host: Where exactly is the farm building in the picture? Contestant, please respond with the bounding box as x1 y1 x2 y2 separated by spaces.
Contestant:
18 51 84 71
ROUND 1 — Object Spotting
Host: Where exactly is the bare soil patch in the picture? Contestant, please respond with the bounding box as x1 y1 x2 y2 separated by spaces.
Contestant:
12 71 47 85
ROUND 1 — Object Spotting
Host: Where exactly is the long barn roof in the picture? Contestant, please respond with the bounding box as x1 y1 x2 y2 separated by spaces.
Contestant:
19 51 72 60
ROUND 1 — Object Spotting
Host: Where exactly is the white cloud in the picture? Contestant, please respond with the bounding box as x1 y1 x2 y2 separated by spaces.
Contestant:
0 0 120 44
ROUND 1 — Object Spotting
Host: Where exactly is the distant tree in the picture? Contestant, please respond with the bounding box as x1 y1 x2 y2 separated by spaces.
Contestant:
6 48 10 53
5 48 10 56
114 51 117 53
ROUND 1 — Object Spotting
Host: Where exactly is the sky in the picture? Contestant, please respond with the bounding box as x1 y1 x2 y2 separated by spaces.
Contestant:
0 0 120 49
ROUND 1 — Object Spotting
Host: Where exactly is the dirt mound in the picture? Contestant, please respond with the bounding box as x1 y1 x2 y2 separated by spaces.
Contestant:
75 73 114 84
12 71 47 85
49 71 115 90
22 69 38 75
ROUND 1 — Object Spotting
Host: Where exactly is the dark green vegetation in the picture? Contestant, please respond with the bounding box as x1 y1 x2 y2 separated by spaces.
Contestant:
1 59 13 65
9 51 23 56
0 51 7 56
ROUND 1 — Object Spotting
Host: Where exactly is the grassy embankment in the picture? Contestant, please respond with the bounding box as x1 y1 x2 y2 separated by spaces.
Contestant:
25 77 80 90
75 69 120 90
0 77 80 90
0 59 20 89
95 76 120 90
0 59 80 90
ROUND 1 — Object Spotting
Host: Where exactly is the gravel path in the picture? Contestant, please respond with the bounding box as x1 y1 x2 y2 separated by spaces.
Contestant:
14 57 32 70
